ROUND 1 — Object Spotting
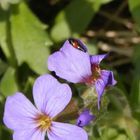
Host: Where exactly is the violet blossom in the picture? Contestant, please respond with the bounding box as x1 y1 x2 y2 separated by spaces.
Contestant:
48 38 117 109
76 110 95 127
3 74 88 140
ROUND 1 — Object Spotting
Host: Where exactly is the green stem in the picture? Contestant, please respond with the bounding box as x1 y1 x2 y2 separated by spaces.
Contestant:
1 8 18 68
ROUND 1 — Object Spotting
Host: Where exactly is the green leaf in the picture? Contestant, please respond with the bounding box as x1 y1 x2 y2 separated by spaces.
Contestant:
128 0 140 32
8 0 22 4
86 40 97 55
0 67 18 97
130 76 140 109
0 9 6 45
0 0 21 10
0 125 2 138
51 0 112 42
0 9 17 67
133 45 140 70
0 59 8 76
131 46 140 104
1 125 12 140
10 2 52 74
0 9 8 56
129 45 140 120
91 0 113 12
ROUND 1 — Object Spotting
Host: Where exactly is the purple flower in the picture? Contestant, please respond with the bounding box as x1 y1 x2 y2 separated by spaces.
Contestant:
76 110 95 127
3 74 88 140
48 39 117 109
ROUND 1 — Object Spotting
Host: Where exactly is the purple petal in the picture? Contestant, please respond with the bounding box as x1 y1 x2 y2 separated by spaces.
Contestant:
33 74 58 112
13 129 46 140
101 70 117 87
76 110 95 127
48 40 92 83
33 74 72 118
95 70 111 109
95 70 116 109
47 122 88 140
90 54 108 64
3 92 39 131
95 79 106 110
107 71 117 86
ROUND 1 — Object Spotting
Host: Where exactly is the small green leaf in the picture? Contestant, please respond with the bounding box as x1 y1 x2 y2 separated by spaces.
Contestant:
131 46 140 103
91 0 113 12
0 126 2 138
52 0 90 41
130 76 140 109
128 0 140 32
51 0 112 42
0 9 8 55
1 125 12 140
0 0 22 10
51 11 71 42
81 86 98 108
0 59 8 76
86 40 97 55
8 0 21 4
133 45 140 70
0 9 6 44
114 134 128 140
129 45 140 120
0 67 18 97
107 87 130 114
0 9 17 67
10 2 52 74
106 127 119 139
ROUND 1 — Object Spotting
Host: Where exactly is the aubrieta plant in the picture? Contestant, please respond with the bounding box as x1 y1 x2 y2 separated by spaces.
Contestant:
3 75 87 140
48 38 117 109
3 38 116 140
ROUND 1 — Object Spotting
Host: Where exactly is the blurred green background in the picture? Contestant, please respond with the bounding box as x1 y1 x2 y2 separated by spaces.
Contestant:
0 0 140 140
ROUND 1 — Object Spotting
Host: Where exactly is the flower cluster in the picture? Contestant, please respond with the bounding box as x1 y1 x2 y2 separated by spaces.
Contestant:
48 38 117 109
3 75 87 140
3 38 116 140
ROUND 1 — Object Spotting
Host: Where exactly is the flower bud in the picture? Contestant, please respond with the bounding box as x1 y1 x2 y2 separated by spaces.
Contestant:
76 110 95 127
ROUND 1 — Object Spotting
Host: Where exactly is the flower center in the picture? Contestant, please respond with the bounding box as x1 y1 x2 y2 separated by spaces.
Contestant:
92 64 101 78
35 114 52 131
86 64 101 85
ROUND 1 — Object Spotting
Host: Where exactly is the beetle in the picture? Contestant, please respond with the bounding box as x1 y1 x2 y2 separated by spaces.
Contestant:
68 38 87 53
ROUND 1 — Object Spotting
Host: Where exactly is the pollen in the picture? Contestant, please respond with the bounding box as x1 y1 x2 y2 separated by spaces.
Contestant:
92 64 101 78
35 114 52 131
86 64 101 85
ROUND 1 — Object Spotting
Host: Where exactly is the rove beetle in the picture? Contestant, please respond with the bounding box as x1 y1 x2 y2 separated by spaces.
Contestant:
68 38 87 53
